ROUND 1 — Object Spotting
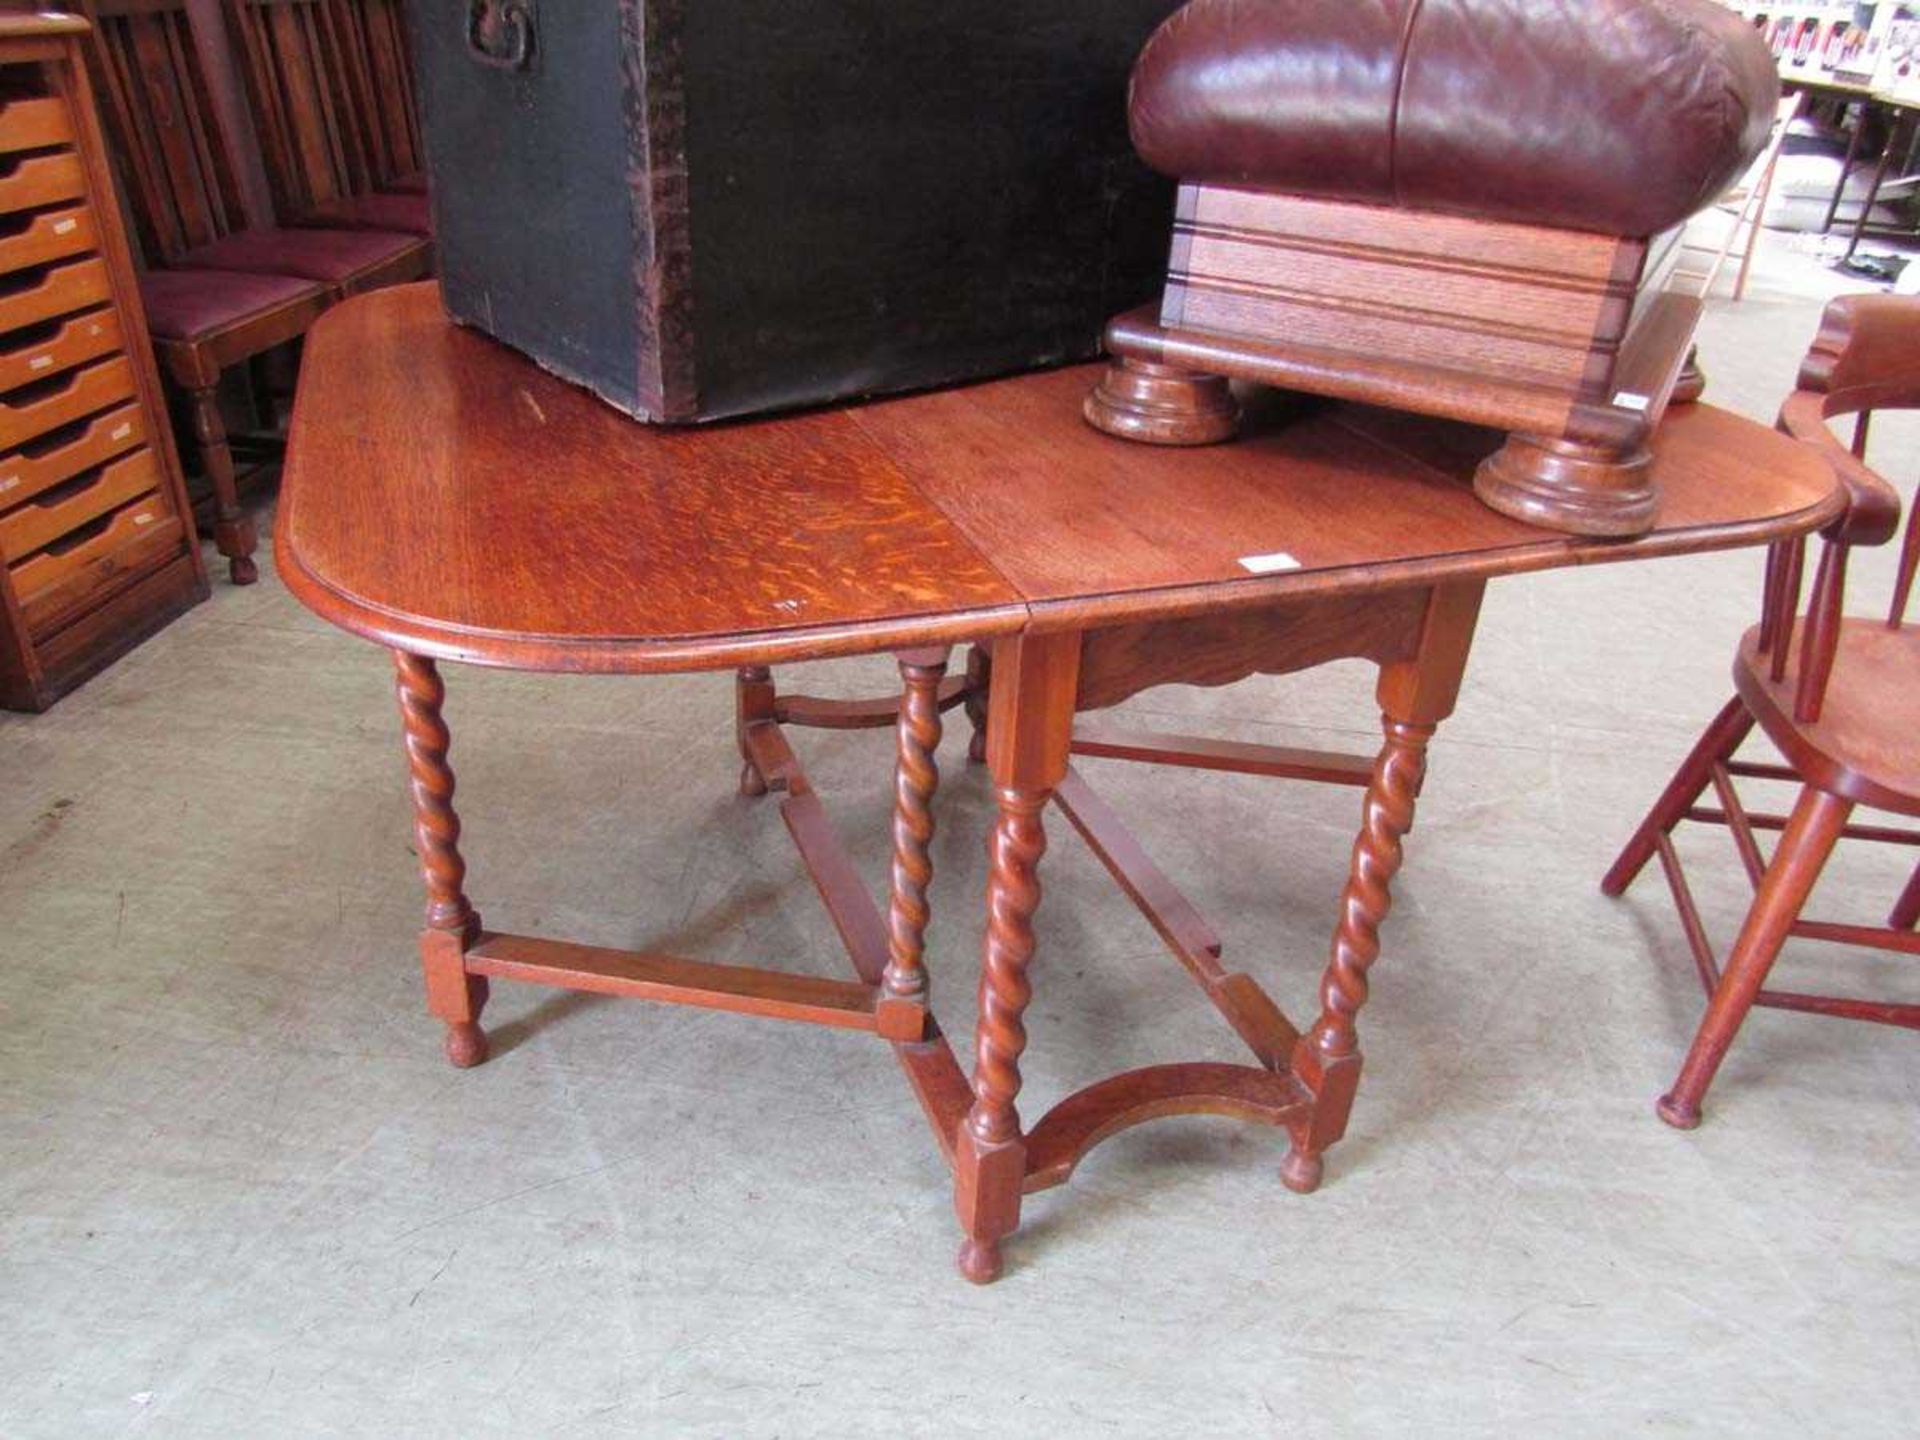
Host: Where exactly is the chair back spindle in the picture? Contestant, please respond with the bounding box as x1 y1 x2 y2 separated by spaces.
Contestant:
322 0 419 188
224 0 382 221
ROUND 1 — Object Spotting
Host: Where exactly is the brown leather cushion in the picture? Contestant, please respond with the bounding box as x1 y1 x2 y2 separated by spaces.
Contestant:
182 226 425 284
139 268 327 342
1128 0 1779 236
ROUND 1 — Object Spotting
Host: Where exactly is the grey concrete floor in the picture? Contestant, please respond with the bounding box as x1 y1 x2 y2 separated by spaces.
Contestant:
3 227 1918 1437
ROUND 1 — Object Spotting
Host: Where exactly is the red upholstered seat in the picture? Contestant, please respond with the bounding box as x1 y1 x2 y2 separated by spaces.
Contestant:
307 190 432 237
139 268 329 342
181 226 424 284
386 172 428 196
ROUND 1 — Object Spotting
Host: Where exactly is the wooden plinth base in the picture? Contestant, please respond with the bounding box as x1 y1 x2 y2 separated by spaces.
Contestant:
1087 288 1706 539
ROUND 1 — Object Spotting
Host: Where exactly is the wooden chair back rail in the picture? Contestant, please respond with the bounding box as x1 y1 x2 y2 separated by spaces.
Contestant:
224 0 372 219
79 0 248 263
1763 294 1920 723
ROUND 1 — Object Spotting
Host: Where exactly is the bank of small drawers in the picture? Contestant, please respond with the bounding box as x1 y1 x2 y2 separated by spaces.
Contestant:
0 79 181 639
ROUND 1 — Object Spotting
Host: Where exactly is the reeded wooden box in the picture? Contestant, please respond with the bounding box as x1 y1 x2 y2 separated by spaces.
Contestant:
413 0 1183 422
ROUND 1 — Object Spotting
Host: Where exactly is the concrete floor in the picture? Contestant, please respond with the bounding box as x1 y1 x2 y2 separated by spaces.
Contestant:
3 227 1917 1437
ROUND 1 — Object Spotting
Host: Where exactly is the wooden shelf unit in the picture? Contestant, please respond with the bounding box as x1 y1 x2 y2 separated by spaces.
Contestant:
0 13 205 713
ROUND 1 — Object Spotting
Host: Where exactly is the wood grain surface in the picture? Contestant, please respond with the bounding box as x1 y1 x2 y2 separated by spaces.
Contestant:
275 285 1025 670
853 365 1839 629
278 285 1841 668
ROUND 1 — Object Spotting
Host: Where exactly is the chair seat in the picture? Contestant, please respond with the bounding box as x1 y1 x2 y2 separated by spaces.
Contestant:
182 226 425 285
139 267 328 343
1735 618 1920 816
303 190 431 237
386 171 428 195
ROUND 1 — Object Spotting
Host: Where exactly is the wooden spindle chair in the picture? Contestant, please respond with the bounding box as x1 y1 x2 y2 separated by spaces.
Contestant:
1605 292 1920 1128
221 0 429 238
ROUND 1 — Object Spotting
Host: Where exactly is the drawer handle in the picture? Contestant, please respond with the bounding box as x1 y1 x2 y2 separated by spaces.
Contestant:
467 0 534 71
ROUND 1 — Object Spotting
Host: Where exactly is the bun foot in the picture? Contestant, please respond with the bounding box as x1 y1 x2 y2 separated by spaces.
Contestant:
229 554 260 586
444 1021 489 1069
1656 1093 1702 1130
1473 434 1656 538
1083 357 1239 446
1279 1146 1324 1194
1672 347 1706 406
956 1237 1004 1285
739 761 768 798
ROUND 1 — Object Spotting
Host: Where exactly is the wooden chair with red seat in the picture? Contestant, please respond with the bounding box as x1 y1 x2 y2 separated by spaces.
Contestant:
1604 291 1920 1128
82 0 429 274
139 268 325 583
78 0 423 582
221 0 430 239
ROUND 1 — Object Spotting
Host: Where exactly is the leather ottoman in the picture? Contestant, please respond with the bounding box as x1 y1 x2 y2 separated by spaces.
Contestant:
1084 0 1780 536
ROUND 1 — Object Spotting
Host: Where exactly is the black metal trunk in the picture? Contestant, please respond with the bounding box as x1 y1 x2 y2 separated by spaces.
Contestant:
412 0 1182 422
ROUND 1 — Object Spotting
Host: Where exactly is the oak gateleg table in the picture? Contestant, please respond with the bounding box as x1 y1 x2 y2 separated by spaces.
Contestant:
277 285 1838 1283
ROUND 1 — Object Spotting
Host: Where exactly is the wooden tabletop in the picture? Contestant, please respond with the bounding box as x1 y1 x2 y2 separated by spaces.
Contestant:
278 284 1842 669
275 286 1025 670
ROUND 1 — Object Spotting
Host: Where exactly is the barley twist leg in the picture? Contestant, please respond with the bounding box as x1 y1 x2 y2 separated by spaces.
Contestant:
1284 716 1433 1192
394 651 489 1068
954 785 1048 1283
882 653 947 1011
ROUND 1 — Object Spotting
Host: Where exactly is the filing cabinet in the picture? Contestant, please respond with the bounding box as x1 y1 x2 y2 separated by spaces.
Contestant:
0 12 205 712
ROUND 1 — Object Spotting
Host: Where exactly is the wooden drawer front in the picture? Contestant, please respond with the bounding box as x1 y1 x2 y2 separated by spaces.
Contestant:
0 400 144 507
0 96 73 154
12 491 181 636
0 150 85 216
0 255 110 333
0 304 119 393
0 354 135 451
0 204 95 277
0 448 158 561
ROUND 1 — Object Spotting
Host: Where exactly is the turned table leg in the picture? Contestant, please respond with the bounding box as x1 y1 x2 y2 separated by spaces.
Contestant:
880 650 949 1034
394 651 489 1067
1284 714 1434 1193
953 630 1080 1283
1286 583 1483 1190
964 645 991 764
735 665 777 797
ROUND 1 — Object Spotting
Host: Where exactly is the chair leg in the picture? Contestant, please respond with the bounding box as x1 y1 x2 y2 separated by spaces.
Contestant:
1657 786 1853 1129
188 383 258 585
1891 862 1920 932
1602 698 1754 896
